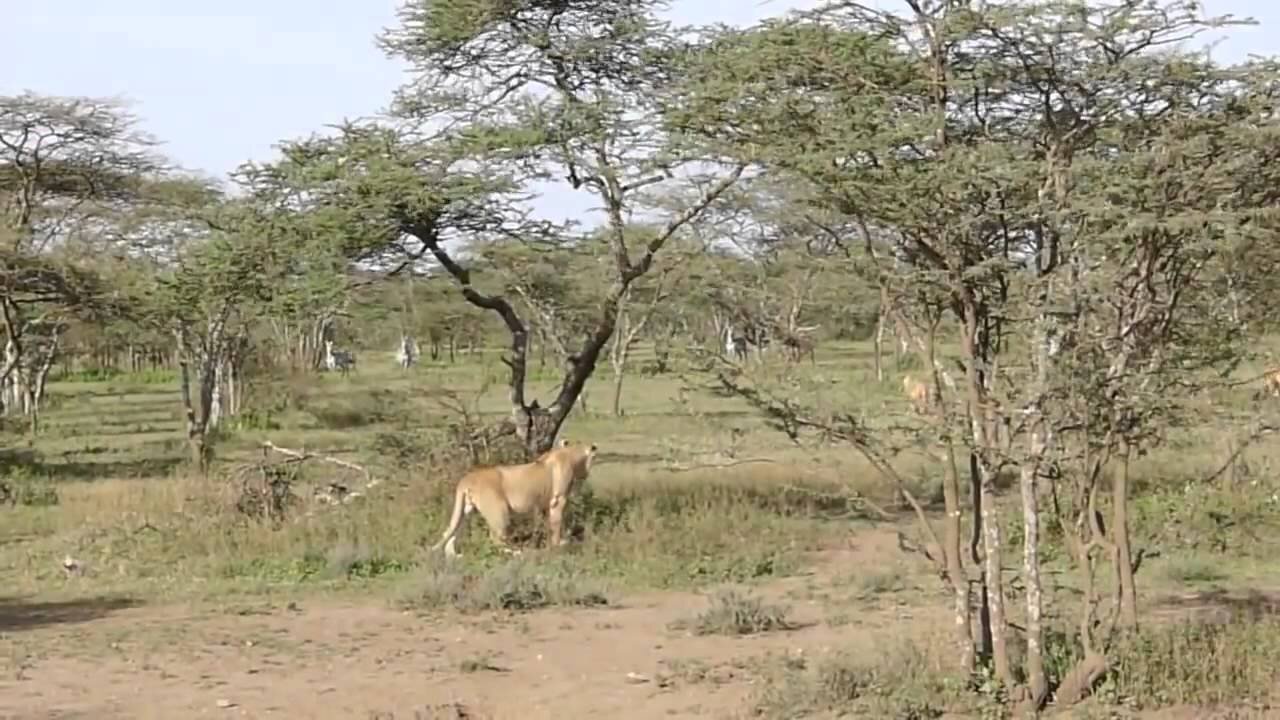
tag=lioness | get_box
[902,374,930,414]
[431,439,599,558]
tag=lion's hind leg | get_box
[432,488,476,559]
[473,490,515,555]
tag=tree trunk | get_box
[611,363,626,417]
[177,336,203,472]
[1018,446,1048,708]
[1057,469,1111,705]
[874,286,888,382]
[209,358,225,429]
[942,443,975,672]
[978,466,1012,687]
[610,305,631,417]
[920,318,976,672]
[1115,439,1138,628]
[961,299,1012,687]
[25,329,59,437]
[176,328,216,474]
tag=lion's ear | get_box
[589,444,598,453]
[558,438,571,448]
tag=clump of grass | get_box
[669,589,794,636]
[566,479,830,589]
[1,477,60,507]
[1097,616,1280,709]
[324,539,407,580]
[1161,556,1229,586]
[396,555,609,613]
[748,639,969,719]
[458,652,506,673]
[852,568,906,598]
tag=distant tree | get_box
[0,92,164,425]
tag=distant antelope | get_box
[781,333,816,366]
[902,374,930,414]
[324,339,357,377]
[1258,367,1280,400]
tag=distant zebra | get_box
[324,338,357,377]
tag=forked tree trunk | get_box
[25,330,60,437]
[961,300,1014,688]
[608,287,659,417]
[1056,457,1110,705]
[177,343,207,471]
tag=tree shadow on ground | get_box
[0,595,140,633]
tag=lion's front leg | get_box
[548,493,567,548]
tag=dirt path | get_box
[0,538,946,720]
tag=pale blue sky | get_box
[4,1,1274,224]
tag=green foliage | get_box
[0,467,60,507]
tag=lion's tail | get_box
[430,484,469,552]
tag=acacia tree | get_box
[246,0,742,456]
[0,92,163,419]
[139,197,294,470]
[378,0,745,453]
[0,251,118,432]
[672,0,1280,709]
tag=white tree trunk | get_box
[208,357,225,429]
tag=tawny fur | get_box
[902,374,930,414]
[1264,368,1280,398]
[431,439,599,558]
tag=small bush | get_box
[396,556,609,613]
[372,430,435,470]
[669,589,794,636]
[0,465,60,507]
[1,478,59,507]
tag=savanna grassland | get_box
[2,339,1280,719]
[8,0,1280,717]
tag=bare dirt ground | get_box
[0,530,947,720]
[4,525,1278,720]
